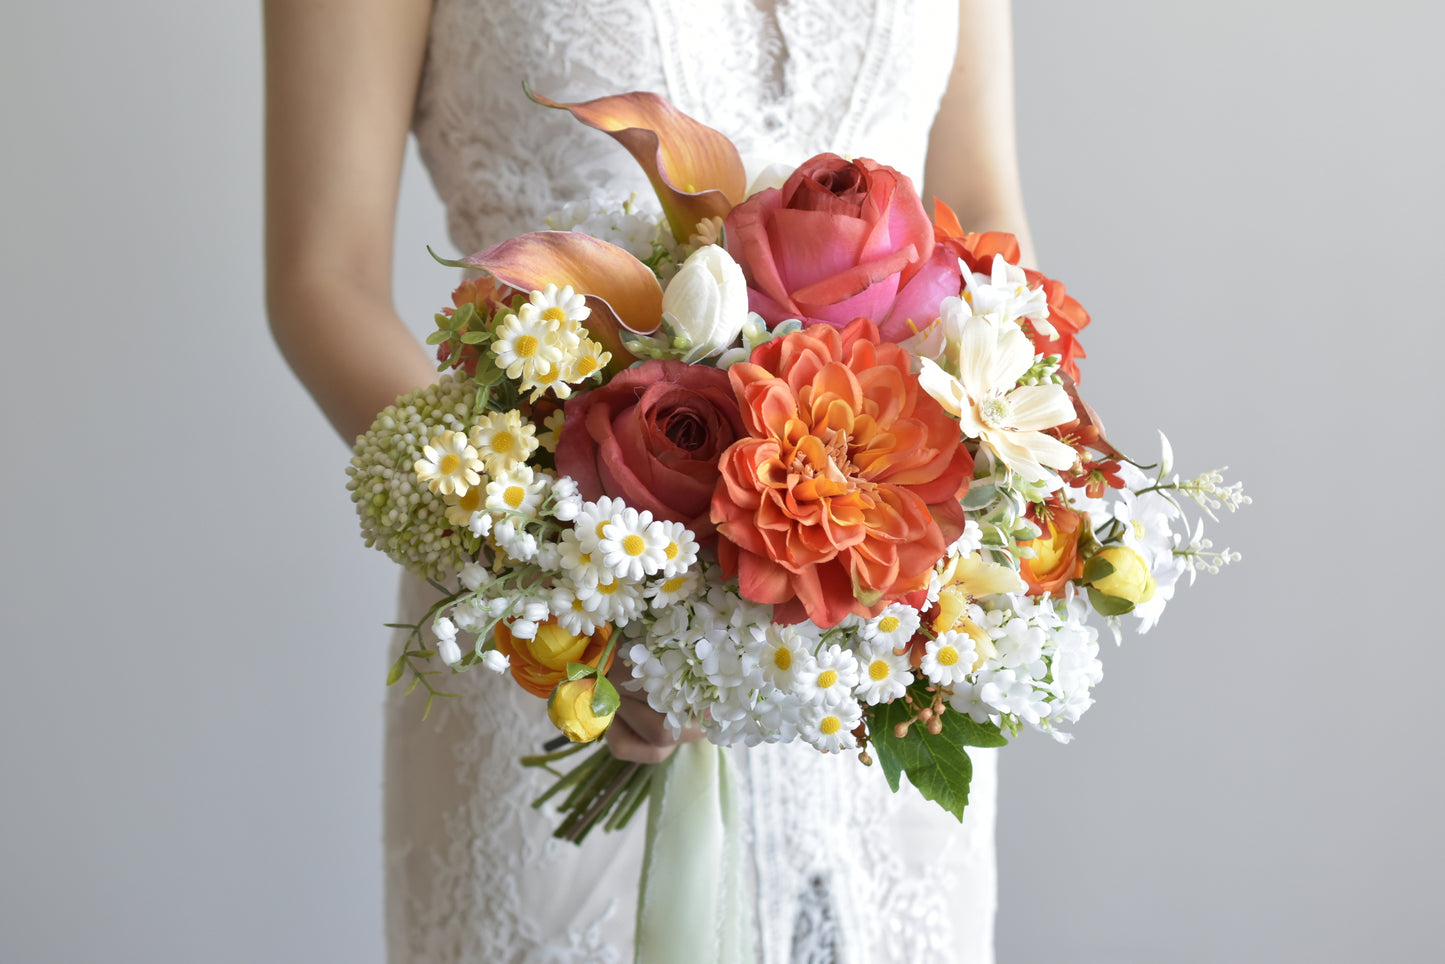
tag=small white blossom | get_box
[480,650,510,673]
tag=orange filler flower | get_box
[711,319,973,627]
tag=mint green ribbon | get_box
[634,742,753,964]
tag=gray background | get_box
[2,1,1441,961]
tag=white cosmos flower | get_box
[917,312,1078,482]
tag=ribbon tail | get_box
[634,742,754,964]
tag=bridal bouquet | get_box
[348,90,1246,839]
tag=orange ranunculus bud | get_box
[1021,509,1087,597]
[493,618,615,699]
[547,679,616,744]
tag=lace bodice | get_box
[391,3,998,963]
[413,0,959,255]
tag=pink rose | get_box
[724,153,960,341]
[556,360,744,543]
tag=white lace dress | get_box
[386,2,998,961]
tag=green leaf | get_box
[868,695,1004,821]
[425,330,450,345]
[1087,586,1135,616]
[403,675,421,696]
[1082,556,1116,584]
[590,676,621,717]
[386,655,406,686]
[565,662,597,681]
[460,330,487,344]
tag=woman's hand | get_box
[604,662,704,764]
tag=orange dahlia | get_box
[711,319,973,628]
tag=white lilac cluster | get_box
[623,548,1109,751]
[546,195,682,277]
[945,592,1104,744]
[625,585,921,754]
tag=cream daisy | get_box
[414,431,482,497]
[468,409,538,475]
[537,410,567,453]
[920,630,978,687]
[492,309,564,383]
[484,465,547,518]
[861,603,921,649]
[917,312,1078,482]
[564,338,612,384]
[800,701,863,754]
[793,644,861,707]
[853,639,914,705]
[443,483,485,527]
[599,508,667,582]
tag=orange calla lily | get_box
[433,232,662,374]
[528,88,747,242]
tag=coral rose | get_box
[556,359,744,542]
[724,154,960,340]
[711,319,973,628]
[493,618,614,699]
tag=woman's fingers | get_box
[605,715,678,765]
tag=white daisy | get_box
[414,431,482,497]
[598,506,667,582]
[468,409,538,475]
[793,644,861,707]
[492,308,564,383]
[646,571,701,608]
[522,283,591,329]
[550,585,601,637]
[800,701,863,754]
[484,465,547,518]
[860,603,921,648]
[556,529,605,588]
[920,630,977,687]
[853,639,914,705]
[575,575,645,626]
[652,520,699,577]
[758,622,815,691]
[572,496,626,553]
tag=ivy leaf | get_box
[869,696,1007,821]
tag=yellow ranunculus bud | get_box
[547,680,616,744]
[1088,546,1157,606]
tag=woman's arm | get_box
[923,0,1037,268]
[264,0,438,443]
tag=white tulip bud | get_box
[660,245,749,363]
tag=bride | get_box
[264,2,1036,961]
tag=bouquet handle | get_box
[634,741,754,964]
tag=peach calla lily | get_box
[433,232,662,374]
[529,88,747,242]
